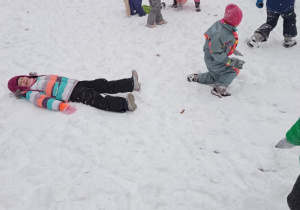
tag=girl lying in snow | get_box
[7,70,140,114]
[275,118,300,210]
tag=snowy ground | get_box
[0,0,300,209]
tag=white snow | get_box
[0,0,300,209]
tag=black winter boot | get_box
[170,0,177,8]
[195,2,201,12]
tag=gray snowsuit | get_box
[198,20,239,86]
[147,0,163,25]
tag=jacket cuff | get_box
[59,103,69,111]
[224,57,231,65]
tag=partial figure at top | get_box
[170,0,201,12]
[247,0,297,48]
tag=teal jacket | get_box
[203,20,237,65]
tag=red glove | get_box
[63,106,77,115]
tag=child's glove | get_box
[228,58,246,69]
[63,106,77,115]
[14,89,22,98]
[233,50,243,56]
[14,89,27,98]
[29,72,38,76]
[256,0,264,8]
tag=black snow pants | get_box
[69,78,133,113]
[287,174,300,210]
[255,9,297,41]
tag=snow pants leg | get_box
[287,174,300,210]
[255,10,280,41]
[282,10,297,38]
[197,54,237,86]
[147,0,163,25]
[75,78,133,94]
[69,78,133,113]
[255,10,297,41]
[129,0,146,16]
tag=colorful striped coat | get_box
[21,75,78,111]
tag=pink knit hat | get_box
[7,75,39,93]
[223,4,243,27]
[7,75,28,93]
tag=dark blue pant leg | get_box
[255,10,280,41]
[282,10,297,37]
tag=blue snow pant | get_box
[255,9,297,41]
[197,53,238,87]
[147,0,163,25]
[129,0,146,16]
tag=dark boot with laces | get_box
[170,0,177,8]
[211,83,231,98]
[195,2,201,12]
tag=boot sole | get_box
[132,70,140,91]
[211,89,231,98]
[283,41,297,48]
[126,93,137,111]
[211,89,223,98]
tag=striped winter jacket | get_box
[21,75,78,111]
